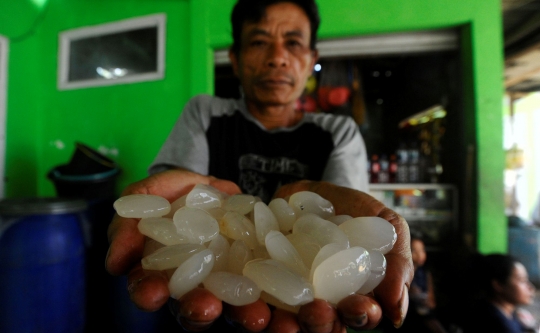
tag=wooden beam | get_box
[505,40,540,88]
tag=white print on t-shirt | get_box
[239,154,309,177]
[238,154,309,202]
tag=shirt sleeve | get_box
[320,115,369,193]
[148,95,211,176]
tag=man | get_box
[148,0,368,203]
[106,1,413,332]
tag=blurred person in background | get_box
[463,253,537,333]
[400,232,448,333]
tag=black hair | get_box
[230,0,321,55]
[473,253,520,298]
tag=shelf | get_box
[369,183,456,191]
[400,215,454,222]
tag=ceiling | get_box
[502,0,540,95]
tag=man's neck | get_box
[245,100,304,130]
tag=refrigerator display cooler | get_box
[369,183,458,251]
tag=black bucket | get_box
[48,142,121,200]
[48,164,121,200]
[65,142,118,176]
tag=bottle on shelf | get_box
[370,154,380,184]
[389,154,398,183]
[408,143,421,183]
[366,157,371,182]
[378,154,389,183]
[396,144,409,183]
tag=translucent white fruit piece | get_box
[252,244,270,260]
[220,211,258,249]
[309,243,347,281]
[203,271,261,306]
[247,197,263,222]
[265,230,310,279]
[138,217,190,246]
[288,191,335,219]
[357,250,387,295]
[228,239,253,275]
[141,243,206,270]
[173,207,219,245]
[339,217,397,254]
[114,194,171,218]
[243,259,314,306]
[366,249,386,272]
[268,198,296,233]
[223,194,256,215]
[260,291,301,314]
[164,195,187,218]
[327,215,353,226]
[185,184,223,210]
[143,238,165,257]
[313,247,371,304]
[293,214,349,249]
[254,202,279,245]
[286,232,321,268]
[207,207,227,221]
[165,268,177,280]
[207,234,230,272]
[168,249,214,299]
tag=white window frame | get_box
[58,13,166,90]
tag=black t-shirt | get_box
[149,95,368,202]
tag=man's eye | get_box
[250,40,266,47]
[287,39,306,48]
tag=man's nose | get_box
[266,43,289,68]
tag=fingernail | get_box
[127,277,143,295]
[171,299,214,332]
[340,310,368,329]
[354,312,368,327]
[178,318,213,332]
[168,298,179,315]
[394,286,409,328]
[104,246,111,267]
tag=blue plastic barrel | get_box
[0,198,88,333]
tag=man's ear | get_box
[229,49,239,77]
[310,49,319,69]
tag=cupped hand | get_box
[270,180,414,332]
[106,174,413,333]
[105,169,250,331]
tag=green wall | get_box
[0,0,505,253]
[0,0,193,197]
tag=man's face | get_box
[229,2,318,108]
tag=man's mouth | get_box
[258,74,294,86]
[261,79,291,86]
